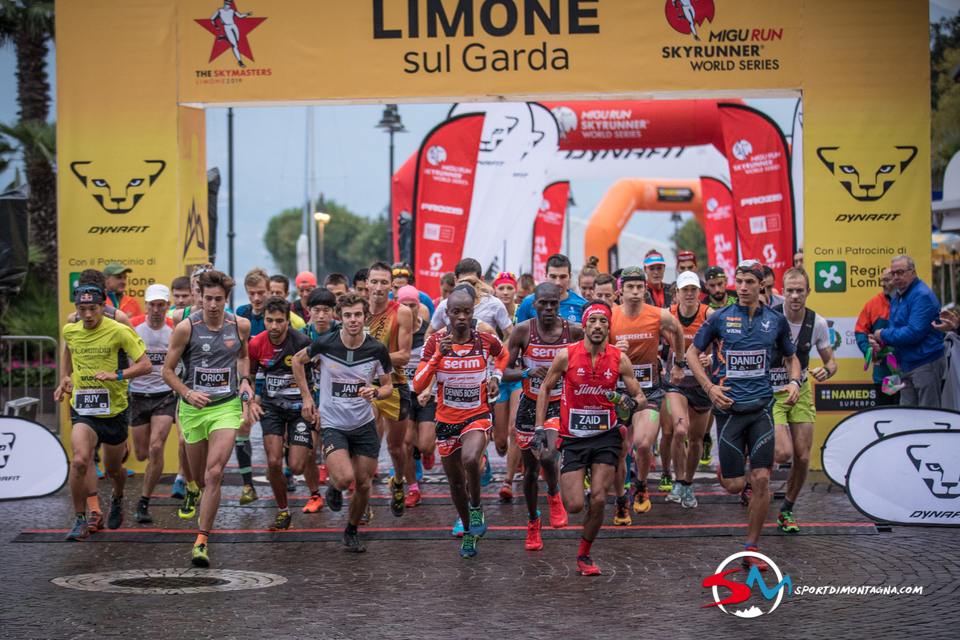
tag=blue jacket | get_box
[879,278,944,373]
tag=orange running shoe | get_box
[577,554,601,576]
[405,488,422,508]
[499,481,513,501]
[87,511,104,533]
[525,516,543,550]
[547,493,568,528]
[742,553,769,571]
[302,492,323,513]
[318,464,329,485]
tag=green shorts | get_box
[178,398,242,444]
[773,379,816,425]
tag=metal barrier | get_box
[1,335,60,429]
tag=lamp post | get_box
[376,104,407,262]
[314,194,330,273]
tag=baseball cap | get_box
[397,285,420,304]
[677,251,698,268]
[676,271,701,290]
[103,263,132,276]
[144,284,170,303]
[704,265,726,281]
[295,271,317,288]
[643,253,666,267]
[735,259,764,282]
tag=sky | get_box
[0,4,951,308]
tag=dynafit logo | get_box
[196,1,266,68]
[666,0,715,41]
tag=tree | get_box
[0,0,57,285]
[264,199,392,281]
[931,16,960,110]
[671,217,708,269]
[931,49,960,189]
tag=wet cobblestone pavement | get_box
[2,429,957,639]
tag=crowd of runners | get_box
[57,249,838,575]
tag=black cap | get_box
[704,266,726,281]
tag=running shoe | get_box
[191,543,210,567]
[284,467,296,492]
[415,458,423,482]
[326,485,343,512]
[65,515,89,541]
[318,464,329,485]
[302,492,323,514]
[525,513,543,550]
[171,478,187,500]
[88,511,104,533]
[480,456,493,487]
[269,510,292,531]
[389,476,405,517]
[700,437,713,466]
[343,530,366,553]
[613,496,632,526]
[777,510,800,533]
[740,482,752,507]
[452,517,464,538]
[240,484,258,505]
[665,483,682,503]
[681,484,698,509]
[469,505,487,538]
[547,493,568,528]
[359,505,374,525]
[652,442,659,458]
[632,481,651,514]
[577,554,601,576]
[107,493,124,530]
[96,464,104,479]
[742,553,769,571]
[659,473,674,492]
[422,452,436,471]
[499,481,513,502]
[405,488,422,508]
[179,489,201,520]
[460,532,478,559]
[135,500,152,523]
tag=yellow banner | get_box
[179,106,210,271]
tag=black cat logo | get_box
[816,146,917,202]
[0,432,14,469]
[71,160,166,214]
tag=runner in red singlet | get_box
[535,300,646,575]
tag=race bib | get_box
[402,365,418,387]
[726,350,766,379]
[265,373,298,398]
[194,367,231,393]
[331,378,362,400]
[770,366,788,389]
[146,350,166,366]
[569,408,610,436]
[74,388,110,416]
[443,383,482,410]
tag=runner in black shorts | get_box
[293,292,394,553]
[503,283,582,548]
[248,297,317,532]
[687,260,800,571]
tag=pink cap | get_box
[397,285,420,304]
[295,271,317,288]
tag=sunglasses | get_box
[392,268,411,277]
[495,271,516,280]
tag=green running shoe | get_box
[700,437,713,466]
[778,510,800,533]
[460,532,478,559]
[659,473,674,492]
[179,489,201,520]
[191,543,210,567]
[469,505,487,538]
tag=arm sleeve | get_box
[776,315,798,357]
[692,313,719,352]
[430,301,447,331]
[880,292,939,347]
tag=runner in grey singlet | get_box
[181,309,242,403]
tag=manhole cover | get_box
[52,569,286,594]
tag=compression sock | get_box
[579,537,593,557]
[345,523,358,535]
[87,492,100,512]
[196,530,209,546]
[235,437,253,486]
[781,499,795,513]
[410,482,419,494]
[186,481,199,493]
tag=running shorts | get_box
[70,407,129,447]
[435,415,491,458]
[715,398,776,479]
[373,384,411,422]
[260,403,314,448]
[773,379,815,425]
[514,395,561,449]
[130,391,177,427]
[178,397,242,444]
[497,379,522,404]
[320,421,380,460]
[558,427,623,474]
[663,383,713,415]
[410,394,437,424]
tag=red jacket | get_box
[855,292,890,336]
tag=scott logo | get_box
[429,253,443,271]
[702,552,792,617]
[665,0,715,41]
[71,160,166,214]
[816,146,917,202]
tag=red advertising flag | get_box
[533,181,568,281]
[718,104,795,284]
[391,152,417,263]
[412,113,484,299]
[700,176,738,280]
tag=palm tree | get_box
[0,0,56,285]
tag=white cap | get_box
[144,284,170,303]
[676,271,701,290]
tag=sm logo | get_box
[701,552,792,618]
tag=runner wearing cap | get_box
[663,272,715,508]
[56,284,152,541]
[642,252,672,308]
[676,251,698,275]
[515,254,587,324]
[103,263,143,317]
[686,260,801,570]
[609,266,685,519]
[534,300,646,574]
[398,284,435,509]
[293,271,317,322]
[426,259,514,338]
[128,284,179,524]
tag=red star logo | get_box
[195,3,266,65]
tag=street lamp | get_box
[314,194,330,273]
[376,104,407,261]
